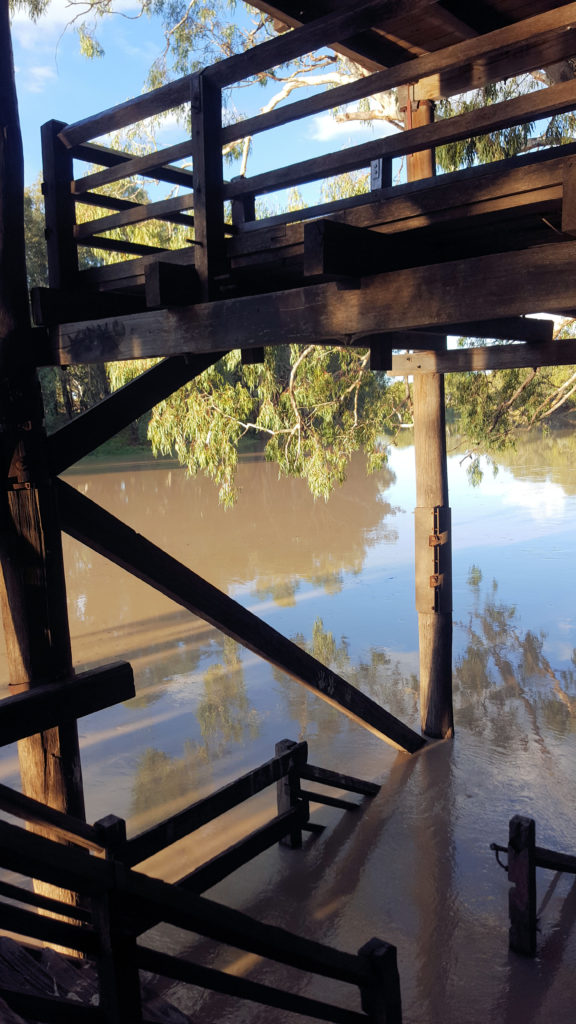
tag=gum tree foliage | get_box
[14,0,576,495]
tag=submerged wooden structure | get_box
[3,0,576,1018]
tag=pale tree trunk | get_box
[0,0,86,939]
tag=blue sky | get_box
[10,0,396,191]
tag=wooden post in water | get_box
[508,815,537,957]
[0,0,85,908]
[403,90,454,738]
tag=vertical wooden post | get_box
[93,815,143,1024]
[508,815,537,957]
[275,738,308,849]
[403,91,454,739]
[358,938,402,1023]
[41,120,78,290]
[191,71,225,301]
[0,0,85,912]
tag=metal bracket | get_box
[415,505,452,613]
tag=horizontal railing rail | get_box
[40,1,576,304]
[0,770,399,1024]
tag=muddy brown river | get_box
[1,431,575,1022]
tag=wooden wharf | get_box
[2,0,576,1018]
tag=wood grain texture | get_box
[52,241,576,364]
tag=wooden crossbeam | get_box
[31,286,145,327]
[388,339,576,375]
[0,662,134,748]
[73,191,195,240]
[56,480,425,754]
[52,241,576,365]
[226,78,576,199]
[72,141,194,196]
[48,352,225,475]
[0,783,104,852]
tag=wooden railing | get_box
[38,2,576,309]
[492,814,576,958]
[0,740,402,1023]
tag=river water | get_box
[1,430,576,1022]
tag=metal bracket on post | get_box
[415,505,452,613]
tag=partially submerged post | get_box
[403,89,454,739]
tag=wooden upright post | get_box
[0,0,85,885]
[402,91,454,738]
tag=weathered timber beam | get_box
[56,480,425,753]
[31,286,145,327]
[222,4,576,142]
[0,661,134,748]
[429,318,554,343]
[72,141,194,196]
[225,78,576,199]
[48,352,225,475]
[73,191,195,240]
[304,220,390,278]
[0,783,104,852]
[52,241,576,365]
[145,261,201,308]
[534,845,576,874]
[72,141,195,189]
[300,763,380,797]
[388,340,576,375]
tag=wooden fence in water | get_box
[0,740,402,1023]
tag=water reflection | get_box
[0,432,575,1022]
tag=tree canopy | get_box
[13,0,576,498]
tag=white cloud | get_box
[23,64,57,92]
[310,112,398,143]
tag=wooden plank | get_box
[0,818,112,896]
[78,246,197,291]
[31,287,145,328]
[191,74,225,299]
[52,241,576,365]
[74,192,195,240]
[0,784,104,852]
[562,157,576,236]
[427,318,554,343]
[56,481,425,754]
[72,141,195,189]
[534,845,576,874]
[48,352,224,475]
[71,141,194,196]
[300,789,359,811]
[137,946,367,1024]
[41,120,78,288]
[78,188,195,227]
[508,815,537,957]
[0,661,134,747]
[0,988,103,1024]
[0,904,97,956]
[389,339,576,375]
[145,261,202,308]
[0,878,91,922]
[76,236,168,257]
[124,869,373,987]
[300,764,380,796]
[122,741,308,867]
[176,808,306,893]
[229,140,575,242]
[225,78,576,199]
